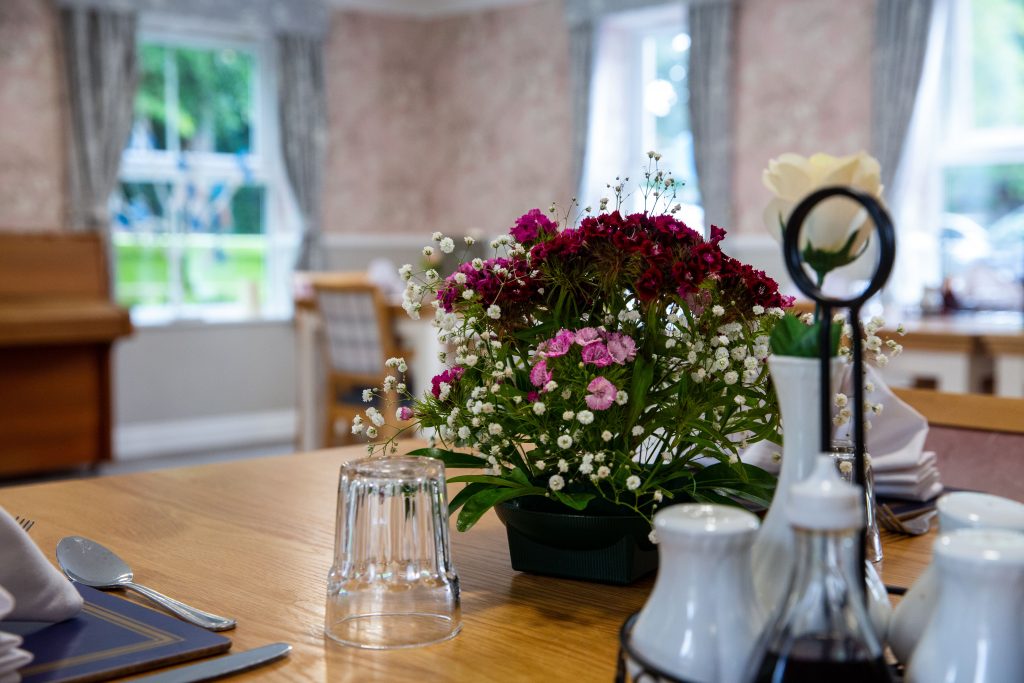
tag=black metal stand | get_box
[615,613,695,683]
[781,186,896,593]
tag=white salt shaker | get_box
[888,492,1024,663]
[906,529,1024,683]
[630,504,762,683]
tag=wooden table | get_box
[0,445,935,681]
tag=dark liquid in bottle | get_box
[752,649,893,682]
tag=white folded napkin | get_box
[0,507,83,622]
[741,365,942,502]
[0,586,33,681]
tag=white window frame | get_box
[581,4,702,230]
[115,13,300,327]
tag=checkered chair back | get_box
[315,284,391,377]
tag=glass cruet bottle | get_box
[745,455,894,683]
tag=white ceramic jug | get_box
[888,491,1024,664]
[752,355,842,615]
[630,504,761,683]
[906,529,1024,683]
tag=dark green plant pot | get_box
[494,498,658,585]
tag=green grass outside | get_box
[113,233,266,307]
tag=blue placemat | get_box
[2,584,231,683]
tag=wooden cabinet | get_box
[0,232,132,476]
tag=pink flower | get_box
[397,406,414,421]
[530,360,553,387]
[574,327,602,346]
[430,366,464,399]
[581,342,613,367]
[586,376,617,411]
[540,329,575,358]
[606,333,637,364]
[509,208,557,243]
[527,391,539,403]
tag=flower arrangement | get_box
[358,156,794,532]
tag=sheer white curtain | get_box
[886,0,952,307]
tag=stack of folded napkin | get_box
[0,507,85,682]
[743,365,943,502]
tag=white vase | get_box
[630,504,761,683]
[888,492,1024,664]
[751,355,843,617]
[906,529,1024,683]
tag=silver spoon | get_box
[56,536,236,631]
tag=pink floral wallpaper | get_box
[732,0,874,234]
[0,0,65,231]
[0,0,873,240]
[322,0,572,238]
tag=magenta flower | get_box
[540,329,575,358]
[509,208,557,244]
[530,360,553,387]
[586,376,617,411]
[581,342,613,367]
[607,333,637,364]
[397,406,414,421]
[430,366,464,399]
[574,327,602,346]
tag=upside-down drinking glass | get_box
[324,456,461,649]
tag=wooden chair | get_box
[893,388,1024,501]
[312,276,412,447]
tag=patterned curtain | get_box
[873,0,936,191]
[277,34,327,271]
[60,6,138,231]
[687,0,735,230]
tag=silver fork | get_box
[13,516,34,533]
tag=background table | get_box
[0,445,934,681]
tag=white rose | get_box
[762,151,884,268]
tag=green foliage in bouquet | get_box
[358,158,795,530]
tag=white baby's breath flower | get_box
[432,231,443,241]
[615,391,629,405]
[601,430,613,442]
[562,410,575,421]
[464,354,479,367]
[548,475,565,491]
[464,235,476,245]
[834,393,848,408]
[839,461,854,476]
[752,305,765,315]
[458,426,471,440]
[557,459,569,473]
[744,356,759,370]
[422,246,434,257]
[712,305,725,316]
[626,475,641,491]
[454,272,467,285]
[532,402,546,415]
[724,371,739,385]
[439,237,455,254]
[544,380,558,393]
[365,426,378,439]
[579,461,593,475]
[653,490,663,502]
[875,353,890,367]
[557,434,573,449]
[471,258,483,270]
[631,426,644,436]
[362,389,373,402]
[486,304,501,319]
[734,395,746,406]
[865,381,876,393]
[351,416,364,434]
[597,465,611,479]
[425,269,439,283]
[462,289,475,300]
[577,410,594,425]
[398,264,413,280]
[534,460,546,470]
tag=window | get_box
[928,0,1024,311]
[581,4,702,230]
[113,27,298,324]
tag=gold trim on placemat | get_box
[19,602,184,675]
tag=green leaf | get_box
[456,486,547,532]
[553,491,595,511]
[769,312,841,358]
[406,448,487,468]
[448,482,487,514]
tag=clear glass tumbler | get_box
[325,456,461,649]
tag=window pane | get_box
[971,0,1024,128]
[175,47,254,154]
[128,45,169,151]
[179,183,266,307]
[940,163,1024,309]
[111,182,174,307]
